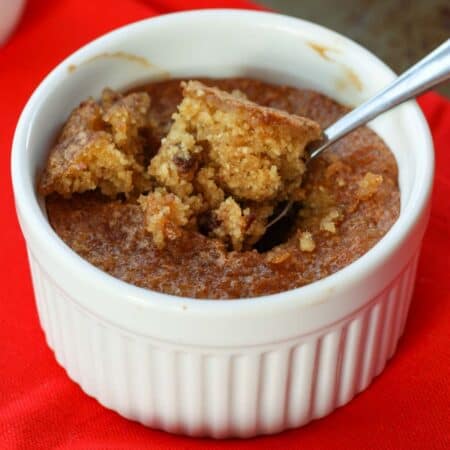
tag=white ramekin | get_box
[11,10,434,438]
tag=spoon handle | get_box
[310,39,450,159]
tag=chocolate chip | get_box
[198,211,221,234]
[173,154,197,173]
[245,213,256,230]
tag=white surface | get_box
[0,0,25,45]
[11,10,434,437]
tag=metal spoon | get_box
[267,38,450,228]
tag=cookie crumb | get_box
[357,172,383,200]
[139,188,190,249]
[266,249,292,264]
[320,209,342,233]
[299,231,316,252]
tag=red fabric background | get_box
[1,1,449,448]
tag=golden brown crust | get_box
[39,89,151,198]
[187,80,321,140]
[103,92,150,155]
[58,98,104,141]
[39,130,136,197]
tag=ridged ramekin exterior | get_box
[28,248,419,438]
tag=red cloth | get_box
[1,0,449,448]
